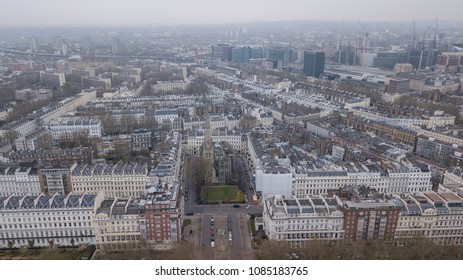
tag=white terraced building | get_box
[0,166,41,196]
[70,162,149,198]
[292,162,432,197]
[47,118,102,141]
[94,197,141,250]
[0,192,97,248]
[186,129,244,155]
[263,194,344,245]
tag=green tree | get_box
[70,238,75,247]
[27,239,35,248]
[7,240,13,249]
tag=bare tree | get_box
[101,113,116,135]
[3,130,20,145]
[239,115,257,130]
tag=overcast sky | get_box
[1,0,462,27]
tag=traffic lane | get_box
[230,213,242,252]
[202,214,213,248]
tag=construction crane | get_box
[358,21,369,49]
[418,18,437,71]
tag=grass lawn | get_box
[201,185,245,202]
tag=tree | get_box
[188,157,209,199]
[185,79,209,94]
[48,240,55,248]
[101,113,116,135]
[239,115,257,130]
[4,129,20,145]
[139,81,152,96]
[62,82,72,96]
[7,240,13,249]
[120,113,134,133]
[70,238,75,247]
[36,132,54,150]
[27,240,35,249]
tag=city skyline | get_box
[1,0,462,27]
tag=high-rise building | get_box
[303,51,325,78]
[211,44,232,61]
[30,36,39,53]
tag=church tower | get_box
[202,112,216,184]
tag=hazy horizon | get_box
[1,0,462,27]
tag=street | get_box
[180,155,259,259]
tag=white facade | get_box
[263,194,344,243]
[394,192,463,245]
[154,109,178,124]
[0,166,41,196]
[418,128,463,147]
[0,193,97,248]
[70,163,149,198]
[292,163,432,197]
[94,198,141,250]
[186,129,244,154]
[47,118,102,141]
[152,81,188,93]
[256,167,293,198]
[350,107,455,128]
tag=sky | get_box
[1,0,462,27]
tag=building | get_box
[292,161,432,196]
[139,182,183,247]
[0,166,40,197]
[201,114,215,184]
[211,44,233,61]
[0,192,97,248]
[303,51,325,78]
[14,129,53,151]
[335,186,399,242]
[263,194,344,245]
[97,135,132,156]
[213,143,233,183]
[186,129,244,155]
[415,135,460,166]
[394,191,463,245]
[70,162,149,198]
[256,162,292,198]
[82,76,111,91]
[8,147,93,166]
[386,77,410,93]
[131,129,152,151]
[70,68,96,83]
[394,63,414,73]
[152,81,188,93]
[94,198,141,250]
[154,109,178,124]
[39,167,72,195]
[373,51,407,69]
[40,71,65,88]
[30,36,39,53]
[47,118,102,142]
